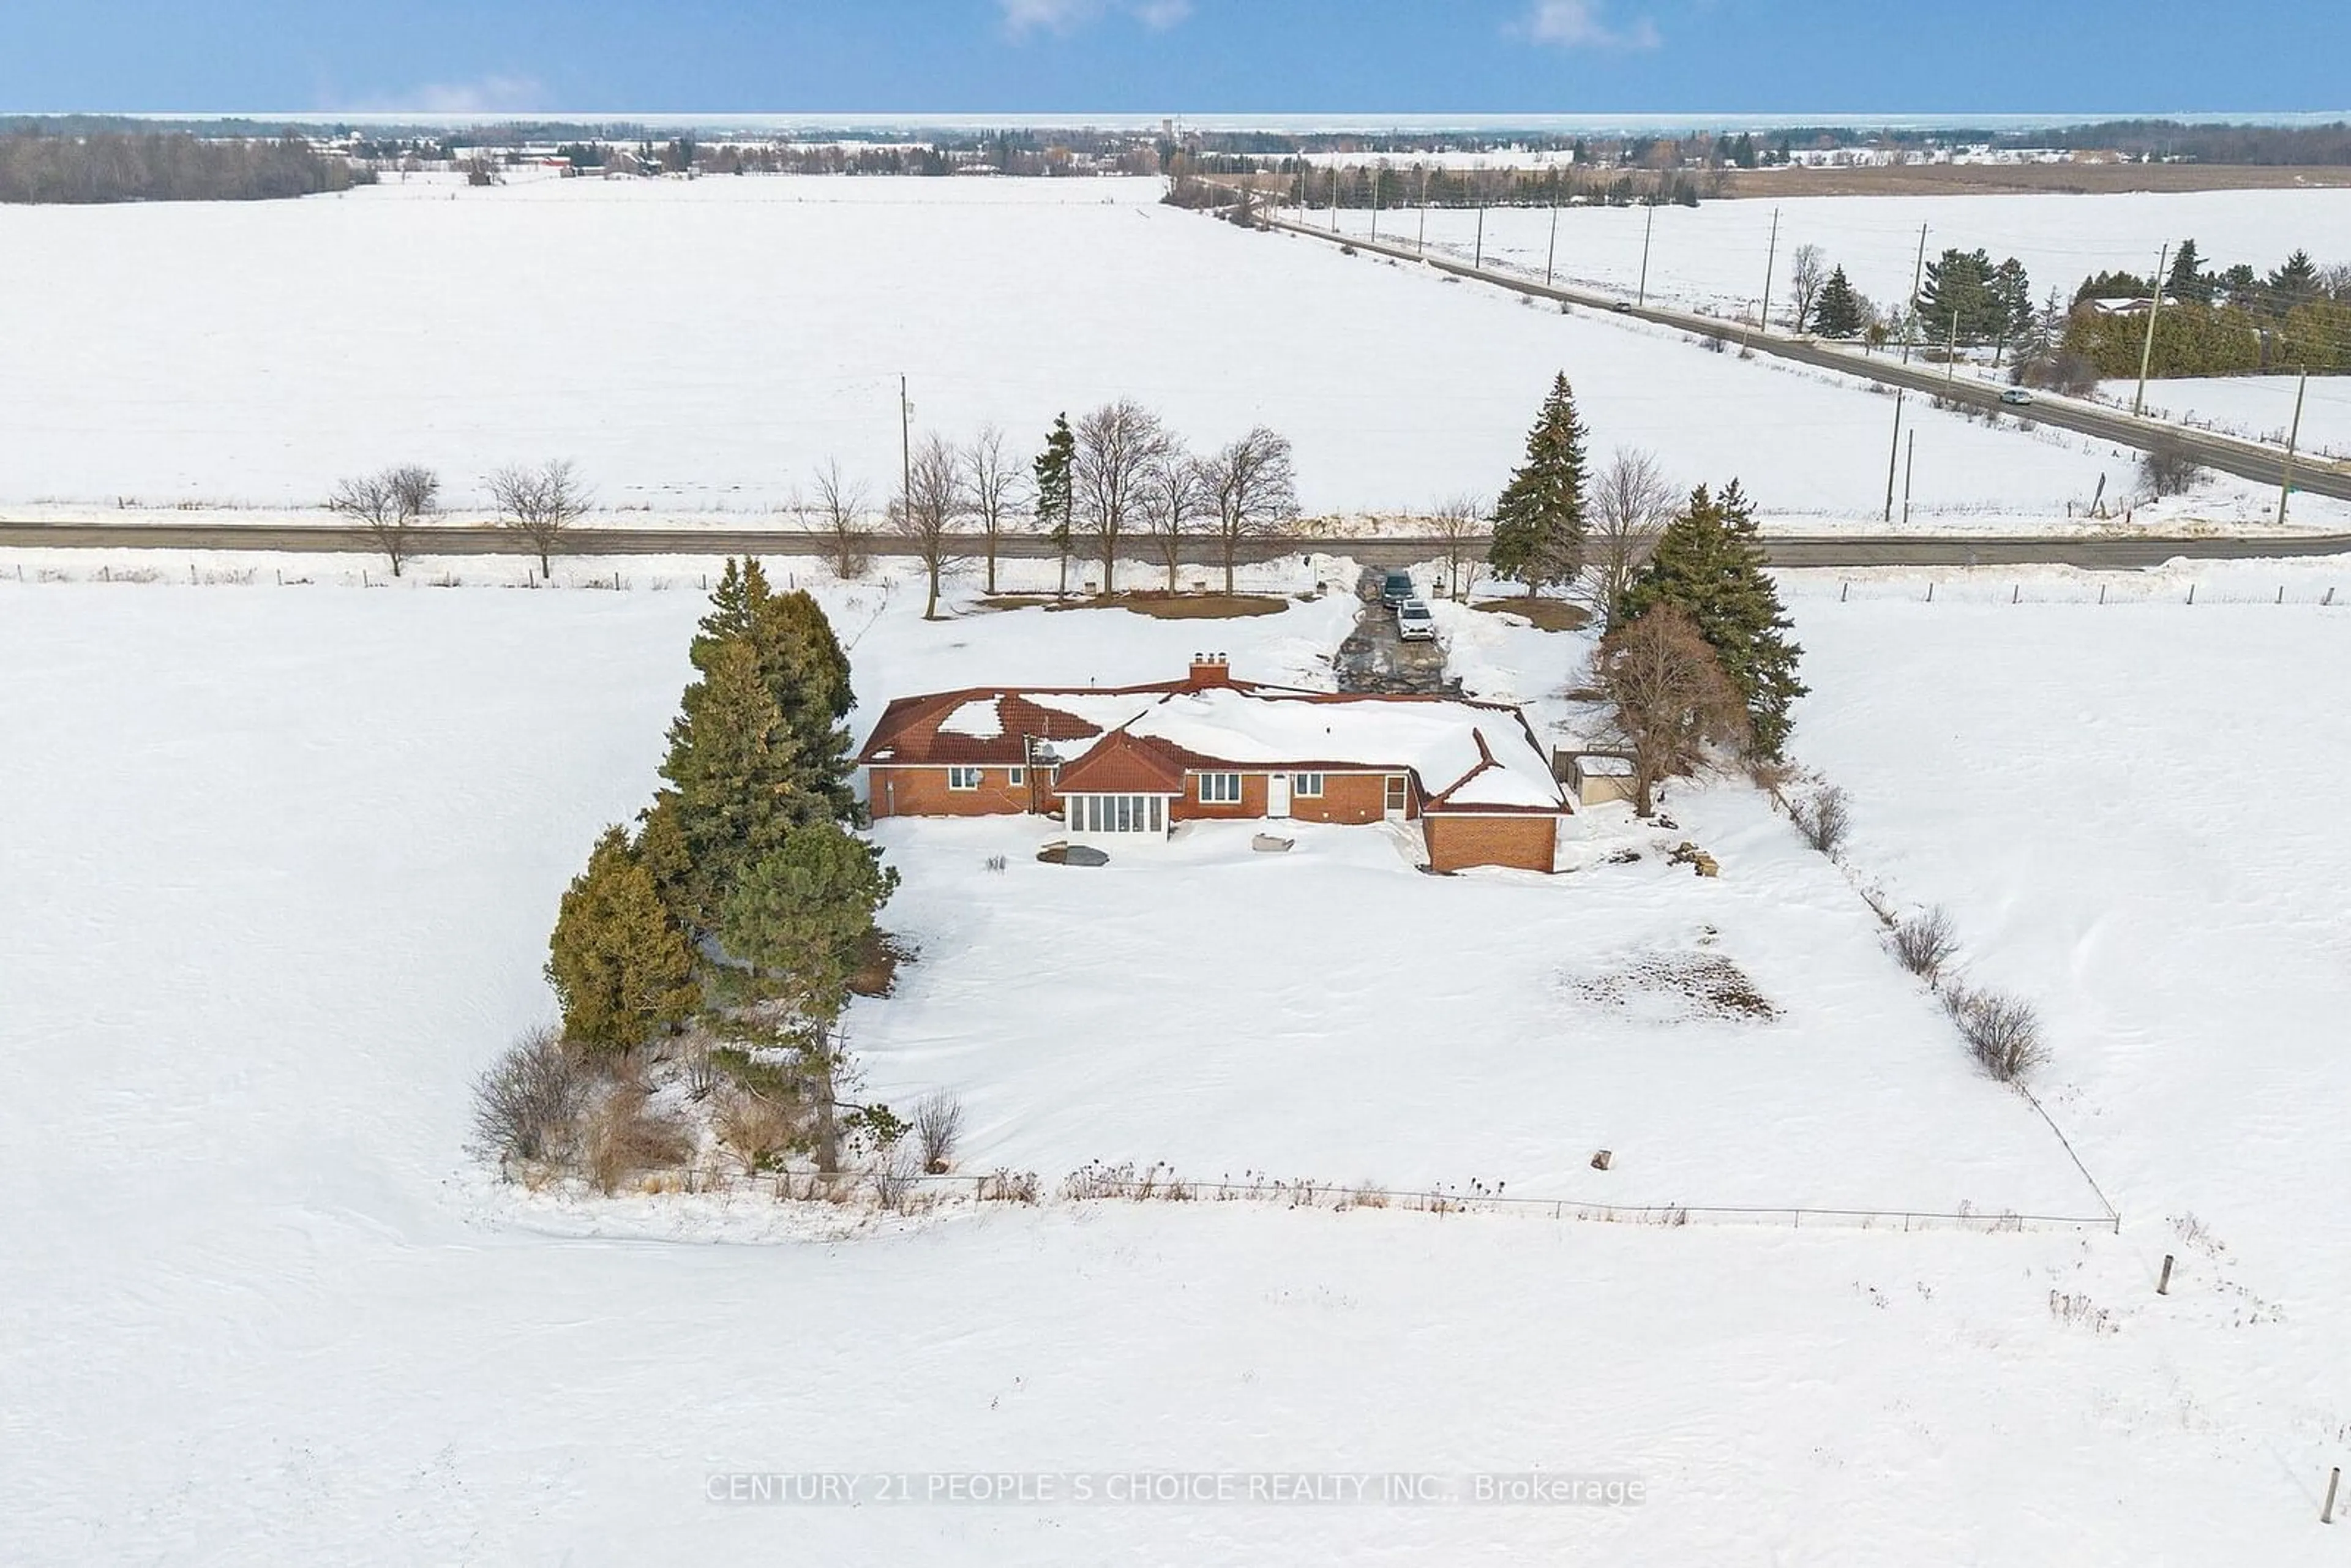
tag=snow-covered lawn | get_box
[2,173,2331,531]
[7,555,2351,1562]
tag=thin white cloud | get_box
[1523,0,1662,50]
[338,73,546,115]
[999,0,1192,35]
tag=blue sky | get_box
[6,0,2345,117]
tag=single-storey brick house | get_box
[858,655,1570,872]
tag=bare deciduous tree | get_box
[487,459,590,580]
[1143,445,1210,593]
[962,424,1021,596]
[1199,427,1299,594]
[328,463,440,579]
[1429,494,1487,601]
[808,459,872,580]
[1071,400,1169,596]
[1594,605,1748,817]
[893,434,968,619]
[1580,448,1673,631]
[1788,242,1828,331]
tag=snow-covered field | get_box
[7,550,2351,1561]
[1329,186,2351,331]
[2105,373,2351,460]
[2,173,2336,531]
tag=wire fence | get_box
[1793,576,2344,607]
[604,1162,2118,1236]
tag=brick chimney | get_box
[1187,651,1233,688]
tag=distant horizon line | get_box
[10,109,2350,134]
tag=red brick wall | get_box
[1423,814,1558,873]
[870,765,1037,819]
[873,764,1420,831]
[1164,770,1411,825]
[1285,771,1390,825]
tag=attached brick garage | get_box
[857,656,1571,872]
[1422,812,1559,874]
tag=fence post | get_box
[2012,583,2019,604]
[2158,1254,2174,1294]
[2325,1466,2340,1525]
[1925,581,1934,603]
[2187,583,2195,605]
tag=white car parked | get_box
[1396,598,1438,642]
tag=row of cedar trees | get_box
[1486,373,1805,815]
[542,561,896,1171]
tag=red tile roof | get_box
[1050,730,1189,795]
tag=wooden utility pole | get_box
[1883,389,1905,523]
[1368,163,1381,241]
[1944,310,1960,399]
[1329,163,1341,232]
[1637,202,1654,307]
[1902,430,1916,525]
[899,375,913,520]
[1417,165,1429,255]
[1545,174,1560,289]
[1758,206,1780,330]
[2277,367,2309,527]
[2132,242,2170,416]
[1900,222,1928,364]
[1474,186,1485,271]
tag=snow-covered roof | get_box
[939,697,1006,740]
[1122,689,1564,811]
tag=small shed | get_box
[1561,750,1638,808]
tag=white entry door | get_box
[1267,773,1292,819]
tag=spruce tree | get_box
[1033,413,1076,595]
[744,587,859,823]
[1486,372,1589,599]
[1812,267,1863,338]
[546,827,699,1053]
[719,821,901,1024]
[658,638,814,931]
[1620,481,1807,760]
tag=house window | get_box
[1008,766,1026,786]
[947,767,983,791]
[1198,772,1243,805]
[1294,773,1325,798]
[1071,795,1164,834]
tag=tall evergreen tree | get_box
[658,639,814,931]
[1033,413,1076,595]
[1916,247,2016,344]
[1620,481,1807,760]
[687,559,860,824]
[1812,266,1864,338]
[744,587,859,824]
[2165,239,2214,306]
[1486,372,1590,599]
[2268,249,2321,314]
[546,827,699,1053]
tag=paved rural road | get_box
[1261,214,2351,505]
[6,520,2345,571]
